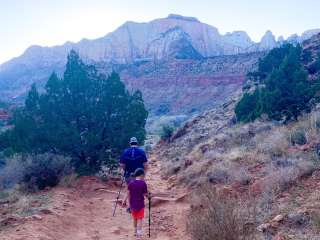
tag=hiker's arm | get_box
[144,192,152,199]
[123,190,130,206]
[142,150,148,173]
[120,163,126,172]
[119,151,126,174]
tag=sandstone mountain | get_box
[0,14,319,114]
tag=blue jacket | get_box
[120,147,148,176]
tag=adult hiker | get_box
[113,137,148,217]
[119,137,148,183]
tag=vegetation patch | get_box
[0,50,148,174]
[236,44,320,123]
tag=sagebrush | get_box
[187,185,258,240]
[0,153,72,191]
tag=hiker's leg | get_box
[133,218,138,234]
[125,177,132,213]
[137,219,143,236]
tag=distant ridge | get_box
[167,14,200,22]
[0,14,319,115]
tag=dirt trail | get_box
[1,156,190,240]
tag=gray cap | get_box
[130,137,138,144]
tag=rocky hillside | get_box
[155,32,320,185]
[0,14,319,114]
[116,52,263,114]
[153,33,320,239]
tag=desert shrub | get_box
[231,167,252,185]
[187,185,258,240]
[207,167,229,184]
[206,163,251,185]
[308,53,320,74]
[314,113,320,129]
[0,153,72,191]
[160,125,175,141]
[144,144,152,153]
[147,115,187,135]
[0,156,25,189]
[289,127,307,145]
[265,158,319,193]
[255,128,289,158]
[235,91,261,123]
[59,173,78,188]
[312,211,320,233]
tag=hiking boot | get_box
[136,229,143,238]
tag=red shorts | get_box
[131,208,145,220]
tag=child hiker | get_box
[123,168,150,238]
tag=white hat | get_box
[130,137,138,144]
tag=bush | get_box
[0,153,72,191]
[235,90,261,123]
[187,185,258,240]
[207,168,229,184]
[289,128,307,145]
[160,125,175,141]
[308,54,320,74]
[236,44,319,123]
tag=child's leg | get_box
[133,218,138,234]
[136,219,143,236]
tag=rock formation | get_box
[0,14,319,115]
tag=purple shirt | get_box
[128,179,148,211]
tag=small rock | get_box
[110,226,121,235]
[32,215,42,221]
[272,214,284,223]
[159,226,166,231]
[257,223,271,232]
[40,209,53,215]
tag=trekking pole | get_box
[148,194,151,238]
[112,174,126,217]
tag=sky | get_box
[1,0,320,64]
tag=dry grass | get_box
[0,154,72,192]
[187,185,259,240]
[59,173,78,188]
[0,186,51,230]
[254,127,289,158]
[311,211,320,233]
[160,106,320,199]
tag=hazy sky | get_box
[1,0,320,64]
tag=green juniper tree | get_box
[236,44,320,123]
[0,50,148,174]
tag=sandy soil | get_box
[0,157,190,240]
